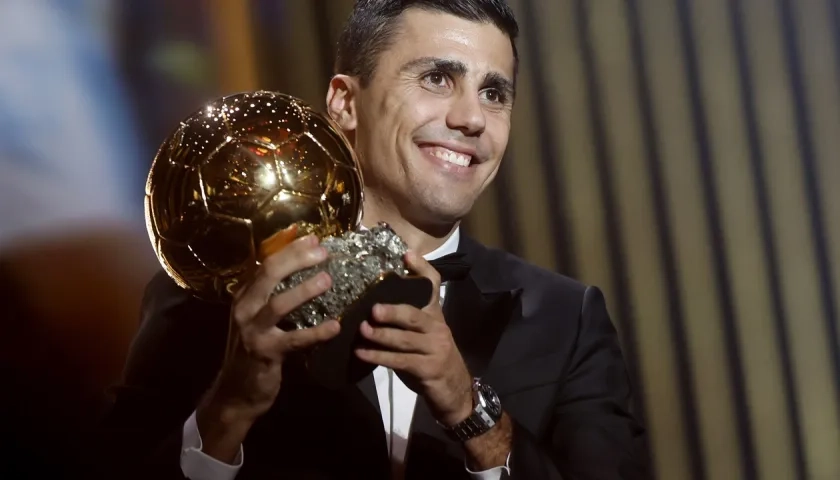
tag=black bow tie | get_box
[429,252,471,282]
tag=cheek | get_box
[399,87,451,126]
[405,106,434,129]
[377,91,423,145]
[486,116,512,157]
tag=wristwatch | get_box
[440,377,503,442]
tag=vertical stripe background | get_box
[211,1,840,478]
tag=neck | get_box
[361,192,459,256]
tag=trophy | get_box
[144,91,433,388]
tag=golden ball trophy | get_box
[144,91,433,389]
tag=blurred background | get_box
[1,0,838,479]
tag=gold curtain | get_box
[210,0,840,478]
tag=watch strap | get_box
[445,411,490,442]
[440,379,500,442]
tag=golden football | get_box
[144,91,364,301]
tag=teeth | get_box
[431,148,471,167]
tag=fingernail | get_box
[311,247,327,261]
[373,304,384,316]
[317,272,331,289]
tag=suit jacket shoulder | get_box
[461,235,593,346]
[460,237,649,479]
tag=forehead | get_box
[382,9,515,79]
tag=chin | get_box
[414,198,473,226]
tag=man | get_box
[102,1,648,478]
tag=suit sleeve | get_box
[96,274,229,480]
[508,286,650,480]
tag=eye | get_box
[480,89,506,105]
[422,71,449,88]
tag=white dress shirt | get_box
[180,227,511,479]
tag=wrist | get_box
[194,395,255,464]
[463,412,512,470]
[439,388,474,427]
[433,373,475,427]
[205,366,274,425]
[197,397,257,432]
[439,377,504,445]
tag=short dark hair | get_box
[335,0,519,87]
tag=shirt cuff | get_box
[465,452,512,479]
[181,410,244,480]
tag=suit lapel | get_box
[357,371,381,419]
[405,237,523,476]
[446,278,520,378]
[446,233,523,378]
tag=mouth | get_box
[417,143,478,168]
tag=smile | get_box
[417,142,479,171]
[428,146,471,167]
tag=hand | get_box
[355,252,474,427]
[196,234,341,463]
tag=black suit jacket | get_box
[99,235,649,479]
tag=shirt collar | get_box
[423,227,460,261]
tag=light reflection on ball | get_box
[144,91,363,301]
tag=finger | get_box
[243,319,340,360]
[249,271,332,329]
[232,235,327,324]
[278,319,341,353]
[252,234,328,299]
[258,224,299,262]
[243,327,285,361]
[354,348,425,374]
[405,251,441,286]
[371,303,428,332]
[405,251,441,306]
[359,321,428,353]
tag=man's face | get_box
[346,9,515,227]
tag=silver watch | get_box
[440,378,503,442]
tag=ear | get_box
[326,75,359,135]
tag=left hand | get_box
[355,251,474,427]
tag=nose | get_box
[446,91,486,137]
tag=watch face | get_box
[478,383,502,418]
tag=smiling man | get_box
[102,1,649,479]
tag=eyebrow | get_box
[399,56,516,99]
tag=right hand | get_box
[195,234,340,462]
